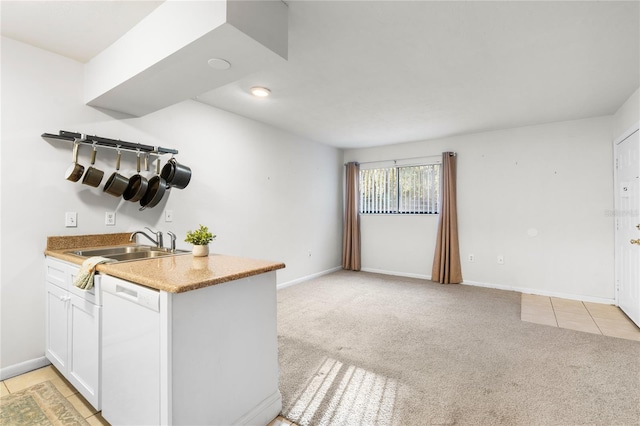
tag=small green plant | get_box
[185,224,216,246]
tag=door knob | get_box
[631,239,640,245]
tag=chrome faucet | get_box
[129,227,164,248]
[166,231,177,253]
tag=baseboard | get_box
[234,389,282,426]
[361,267,431,280]
[460,279,519,293]
[0,356,51,380]
[461,280,616,305]
[277,266,342,290]
[280,267,616,305]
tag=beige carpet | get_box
[277,271,640,425]
[0,381,89,426]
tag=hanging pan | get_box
[161,157,192,189]
[65,141,85,182]
[123,152,148,202]
[139,158,167,210]
[82,144,104,187]
[103,149,129,197]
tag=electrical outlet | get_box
[105,212,116,226]
[497,255,504,265]
[165,210,173,222]
[468,254,474,262]
[65,212,77,228]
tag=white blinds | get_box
[398,165,440,213]
[359,164,440,214]
[360,167,398,214]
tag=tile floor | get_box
[1,365,108,425]
[521,294,640,341]
[269,416,297,426]
[1,364,296,426]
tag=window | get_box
[359,164,440,214]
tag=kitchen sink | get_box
[68,245,190,262]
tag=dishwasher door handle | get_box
[115,284,139,301]
[102,275,160,312]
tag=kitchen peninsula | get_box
[45,233,285,426]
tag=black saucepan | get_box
[82,145,104,187]
[103,150,129,197]
[161,158,191,189]
[123,154,148,202]
[139,158,167,210]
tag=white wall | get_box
[345,117,615,302]
[613,87,639,138]
[0,37,343,371]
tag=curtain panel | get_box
[342,162,361,271]
[432,152,462,284]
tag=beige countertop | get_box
[45,233,285,293]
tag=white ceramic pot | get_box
[192,245,209,257]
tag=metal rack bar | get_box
[42,130,179,155]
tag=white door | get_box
[615,128,640,326]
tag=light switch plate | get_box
[165,210,173,222]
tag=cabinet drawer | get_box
[45,258,68,290]
[68,265,101,306]
[45,257,101,305]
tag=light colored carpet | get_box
[277,271,640,426]
[0,381,89,426]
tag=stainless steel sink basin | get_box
[68,245,190,262]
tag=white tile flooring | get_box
[521,294,640,341]
[1,365,108,425]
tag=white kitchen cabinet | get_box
[45,281,69,371]
[101,271,281,425]
[44,257,101,410]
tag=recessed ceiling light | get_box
[250,86,271,97]
[207,58,231,70]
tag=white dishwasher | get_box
[101,275,161,426]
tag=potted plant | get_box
[185,224,216,257]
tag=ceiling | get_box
[1,1,638,149]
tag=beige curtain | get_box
[342,162,361,271]
[432,152,462,284]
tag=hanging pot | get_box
[161,158,192,189]
[123,153,149,202]
[82,145,104,187]
[65,141,85,182]
[103,150,129,197]
[140,158,167,210]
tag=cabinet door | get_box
[45,282,69,372]
[68,294,101,410]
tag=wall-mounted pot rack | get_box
[41,130,179,156]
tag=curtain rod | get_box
[345,152,456,166]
